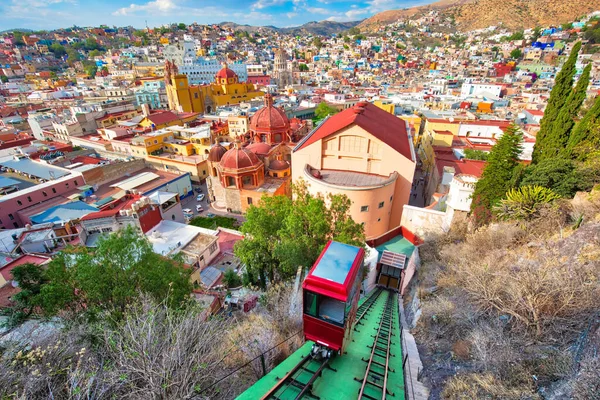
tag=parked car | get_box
[196,204,203,212]
[195,187,203,193]
[182,208,193,215]
[206,213,216,218]
[196,194,205,201]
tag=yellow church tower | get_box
[165,60,205,113]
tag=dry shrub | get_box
[571,353,600,400]
[571,189,600,222]
[103,297,235,399]
[223,313,285,379]
[438,223,600,339]
[442,372,540,400]
[0,328,122,399]
[451,340,471,361]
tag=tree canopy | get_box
[234,181,365,289]
[39,226,193,321]
[532,42,581,163]
[314,101,339,121]
[470,124,523,225]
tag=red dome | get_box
[246,142,272,155]
[208,143,227,162]
[250,94,290,134]
[215,65,238,80]
[269,159,289,171]
[220,147,261,170]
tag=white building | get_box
[179,57,248,85]
[460,83,503,98]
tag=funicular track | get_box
[354,287,383,329]
[262,353,332,400]
[355,290,397,400]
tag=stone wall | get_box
[82,159,146,187]
[401,204,447,238]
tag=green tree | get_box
[234,182,364,288]
[463,149,489,160]
[222,269,242,288]
[299,63,309,72]
[532,41,582,163]
[178,23,187,30]
[510,48,522,59]
[348,27,360,36]
[344,36,351,43]
[66,48,80,64]
[5,263,48,325]
[567,94,600,158]
[0,75,8,83]
[520,158,593,198]
[49,43,66,57]
[88,49,103,58]
[470,124,523,225]
[544,63,592,159]
[84,63,98,78]
[314,101,338,120]
[312,37,323,49]
[39,227,192,320]
[84,37,100,51]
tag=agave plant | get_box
[494,185,561,221]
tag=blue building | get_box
[135,80,166,110]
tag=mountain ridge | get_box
[359,0,599,31]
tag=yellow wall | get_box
[373,101,395,115]
[432,131,454,147]
[164,141,194,156]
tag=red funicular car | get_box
[302,240,364,358]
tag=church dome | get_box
[250,93,290,134]
[220,147,261,170]
[215,64,238,80]
[269,159,290,171]
[208,143,227,162]
[246,142,272,155]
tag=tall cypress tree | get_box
[566,94,600,159]
[471,124,524,225]
[532,41,581,163]
[541,63,592,160]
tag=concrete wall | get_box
[81,159,146,187]
[400,204,447,238]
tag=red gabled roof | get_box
[0,254,51,282]
[295,102,413,161]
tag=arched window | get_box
[274,133,282,143]
[242,175,253,187]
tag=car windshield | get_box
[304,291,345,327]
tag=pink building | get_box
[292,102,416,239]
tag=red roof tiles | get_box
[296,102,413,161]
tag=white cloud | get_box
[251,0,286,11]
[305,6,330,15]
[113,0,179,16]
[286,12,298,18]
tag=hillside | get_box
[359,0,600,31]
[218,20,361,36]
[278,20,361,36]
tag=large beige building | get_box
[292,102,416,239]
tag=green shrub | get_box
[494,185,561,221]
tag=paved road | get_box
[180,181,246,225]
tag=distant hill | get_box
[218,20,362,36]
[0,28,34,34]
[359,0,600,31]
[279,20,361,36]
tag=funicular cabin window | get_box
[304,291,345,327]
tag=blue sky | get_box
[0,0,431,31]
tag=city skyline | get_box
[0,0,433,31]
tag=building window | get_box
[13,222,18,228]
[17,200,22,206]
[75,180,79,186]
[378,201,385,208]
[66,183,69,188]
[27,196,32,202]
[390,196,393,202]
[377,218,381,222]
[9,213,14,220]
[360,205,369,212]
[247,197,253,205]
[209,241,218,254]
[52,188,57,193]
[43,191,47,197]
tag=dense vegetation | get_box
[234,180,364,289]
[471,41,600,224]
[190,215,239,230]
